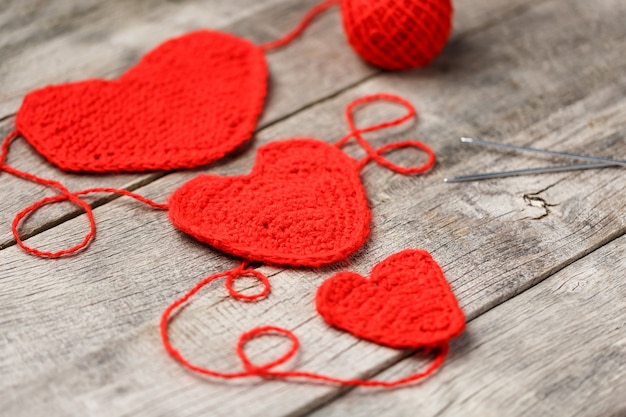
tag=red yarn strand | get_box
[1,131,71,194]
[262,344,448,387]
[1,131,167,258]
[0,130,18,166]
[260,0,340,51]
[335,93,436,174]
[160,263,272,379]
[12,194,97,258]
[74,188,168,211]
[12,187,168,258]
[161,264,448,387]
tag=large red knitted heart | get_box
[15,30,267,173]
[316,249,465,348]
[168,139,371,267]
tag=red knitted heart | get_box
[15,30,267,173]
[168,139,371,267]
[316,249,465,348]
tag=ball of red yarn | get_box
[340,0,453,70]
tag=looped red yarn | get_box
[161,263,450,387]
[225,266,271,301]
[237,326,300,374]
[12,193,97,258]
[1,131,168,257]
[160,263,275,379]
[335,93,435,174]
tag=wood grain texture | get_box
[0,0,625,415]
[0,0,284,116]
[309,235,626,417]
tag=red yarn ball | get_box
[340,0,453,70]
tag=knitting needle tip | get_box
[443,162,617,183]
[459,136,626,167]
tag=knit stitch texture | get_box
[15,30,267,172]
[168,139,371,267]
[316,249,465,348]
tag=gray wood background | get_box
[1,0,624,416]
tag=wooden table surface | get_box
[1,0,625,416]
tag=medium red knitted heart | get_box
[168,139,371,267]
[15,30,267,173]
[316,249,465,348]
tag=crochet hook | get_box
[444,137,625,183]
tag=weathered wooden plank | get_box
[309,236,626,417]
[0,0,284,117]
[1,0,625,415]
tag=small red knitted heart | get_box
[316,249,465,348]
[15,30,267,172]
[168,139,371,267]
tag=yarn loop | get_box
[335,93,435,174]
[237,326,300,374]
[161,263,451,387]
[226,267,271,301]
[1,131,168,258]
[12,192,96,258]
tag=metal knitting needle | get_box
[443,137,625,182]
[443,162,616,183]
[460,137,626,167]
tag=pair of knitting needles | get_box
[443,137,626,183]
